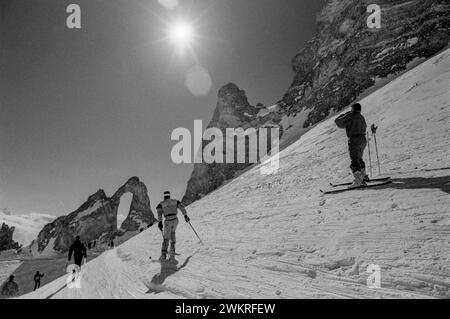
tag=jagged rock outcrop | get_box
[35,177,157,253]
[182,0,449,206]
[182,83,282,205]
[0,223,20,251]
[281,0,450,126]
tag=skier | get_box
[1,275,19,298]
[156,191,190,262]
[33,271,44,291]
[68,236,87,268]
[335,103,369,187]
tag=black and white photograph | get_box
[0,0,449,306]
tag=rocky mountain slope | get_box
[182,83,282,204]
[23,48,450,299]
[182,0,449,205]
[0,223,20,251]
[32,177,156,254]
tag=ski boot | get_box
[361,168,370,182]
[168,251,178,264]
[159,252,167,262]
[350,171,366,188]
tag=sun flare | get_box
[168,21,195,50]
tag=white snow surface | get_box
[75,200,105,220]
[0,212,55,246]
[22,49,450,299]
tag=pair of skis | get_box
[321,177,391,194]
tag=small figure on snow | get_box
[68,236,87,268]
[156,191,190,263]
[335,103,369,187]
[33,271,44,291]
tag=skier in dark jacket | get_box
[335,103,369,187]
[33,271,44,291]
[68,236,87,267]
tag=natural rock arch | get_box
[34,177,157,253]
[111,177,155,232]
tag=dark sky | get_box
[0,0,326,216]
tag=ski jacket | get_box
[68,240,87,261]
[335,111,367,138]
[33,273,44,281]
[156,199,188,222]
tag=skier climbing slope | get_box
[156,191,191,263]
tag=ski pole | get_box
[371,124,381,175]
[188,222,203,245]
[366,132,373,178]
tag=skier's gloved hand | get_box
[158,221,163,231]
[184,215,190,223]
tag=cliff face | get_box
[35,177,156,253]
[182,0,449,206]
[182,83,282,205]
[0,223,20,251]
[281,0,450,125]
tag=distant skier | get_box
[156,191,190,262]
[335,103,369,187]
[68,236,87,268]
[1,275,19,298]
[33,271,44,291]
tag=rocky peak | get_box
[182,83,283,205]
[0,223,20,251]
[208,83,259,130]
[217,83,248,105]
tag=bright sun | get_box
[168,21,195,49]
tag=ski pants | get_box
[162,218,178,254]
[33,281,40,291]
[348,136,367,173]
[74,255,84,268]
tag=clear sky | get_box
[0,0,326,216]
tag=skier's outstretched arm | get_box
[177,201,190,222]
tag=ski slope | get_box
[22,49,450,299]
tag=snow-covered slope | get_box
[0,212,55,247]
[22,49,450,299]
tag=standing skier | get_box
[68,236,87,268]
[335,103,369,187]
[156,191,190,262]
[33,271,44,291]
